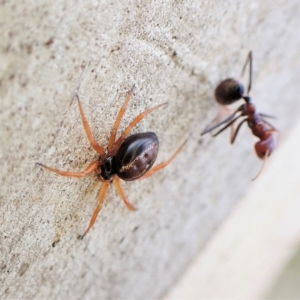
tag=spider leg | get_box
[36,160,99,178]
[79,181,110,239]
[230,118,248,144]
[113,177,136,211]
[114,102,167,151]
[139,140,187,180]
[107,86,134,153]
[76,95,106,156]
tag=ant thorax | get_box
[250,121,269,139]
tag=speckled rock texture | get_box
[1,1,300,299]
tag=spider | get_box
[37,86,185,239]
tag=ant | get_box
[37,86,185,239]
[201,51,277,180]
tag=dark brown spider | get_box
[37,86,185,238]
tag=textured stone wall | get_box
[1,0,300,299]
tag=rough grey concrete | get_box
[1,0,300,299]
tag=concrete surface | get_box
[1,0,300,299]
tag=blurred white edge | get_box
[164,121,300,300]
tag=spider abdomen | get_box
[115,132,159,181]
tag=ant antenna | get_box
[251,149,270,181]
[240,51,253,95]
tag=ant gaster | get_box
[37,86,185,238]
[201,51,277,179]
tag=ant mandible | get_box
[201,51,277,180]
[37,86,185,239]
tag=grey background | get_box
[1,0,300,299]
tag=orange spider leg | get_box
[79,181,110,239]
[107,86,134,153]
[36,160,99,178]
[139,140,187,180]
[114,102,167,151]
[76,95,106,156]
[113,176,136,211]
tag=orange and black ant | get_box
[201,51,277,180]
[37,86,185,238]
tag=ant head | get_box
[215,78,245,105]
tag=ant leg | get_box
[230,121,235,141]
[76,95,106,156]
[114,102,167,151]
[212,115,242,138]
[113,177,136,211]
[107,86,134,153]
[259,112,276,119]
[203,106,230,136]
[251,149,270,181]
[261,118,277,131]
[201,104,244,136]
[79,181,110,239]
[230,118,248,144]
[240,51,253,95]
[36,160,99,178]
[139,140,187,180]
